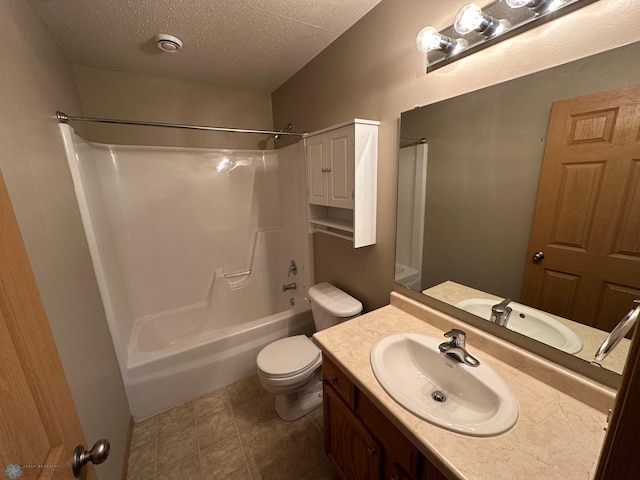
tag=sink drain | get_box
[432,390,446,403]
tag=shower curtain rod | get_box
[56,111,305,137]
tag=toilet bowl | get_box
[256,282,362,421]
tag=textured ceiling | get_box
[28,0,382,92]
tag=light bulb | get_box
[507,0,567,11]
[416,26,443,53]
[546,0,567,11]
[454,3,485,35]
[506,0,531,7]
[416,26,468,55]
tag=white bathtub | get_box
[127,307,314,420]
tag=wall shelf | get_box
[309,217,354,233]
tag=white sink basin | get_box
[370,333,518,437]
[455,299,583,354]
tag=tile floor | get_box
[127,375,339,480]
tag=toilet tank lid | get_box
[308,282,363,317]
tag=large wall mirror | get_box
[396,41,640,381]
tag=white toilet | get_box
[256,282,362,421]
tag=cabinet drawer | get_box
[356,390,419,478]
[322,354,355,409]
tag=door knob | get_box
[72,439,110,477]
[532,251,545,262]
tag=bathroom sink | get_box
[370,333,518,436]
[455,299,582,354]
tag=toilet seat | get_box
[257,335,321,378]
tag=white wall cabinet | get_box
[305,119,378,248]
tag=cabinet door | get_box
[324,385,381,480]
[419,457,448,480]
[385,458,413,480]
[356,390,419,477]
[326,127,355,209]
[307,134,328,205]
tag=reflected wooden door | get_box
[0,169,95,480]
[521,84,640,332]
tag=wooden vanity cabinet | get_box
[322,355,448,480]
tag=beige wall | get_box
[271,0,640,311]
[74,64,274,149]
[0,2,130,478]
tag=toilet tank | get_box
[308,283,363,331]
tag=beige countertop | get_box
[313,292,614,480]
[423,281,630,374]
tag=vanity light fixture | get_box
[417,0,598,72]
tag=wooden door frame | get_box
[0,169,95,479]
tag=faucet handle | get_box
[444,328,466,347]
[491,298,512,313]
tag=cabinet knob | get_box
[367,447,377,457]
[328,375,337,385]
[325,167,332,172]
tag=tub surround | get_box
[59,124,314,420]
[313,292,615,480]
[424,281,630,374]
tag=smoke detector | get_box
[154,34,183,53]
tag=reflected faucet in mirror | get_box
[593,300,640,367]
[490,298,513,327]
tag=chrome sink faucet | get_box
[490,298,513,327]
[593,299,640,366]
[439,329,480,367]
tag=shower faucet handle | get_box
[288,260,297,277]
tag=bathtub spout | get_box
[282,282,297,292]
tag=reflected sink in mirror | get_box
[370,333,518,437]
[456,299,583,355]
